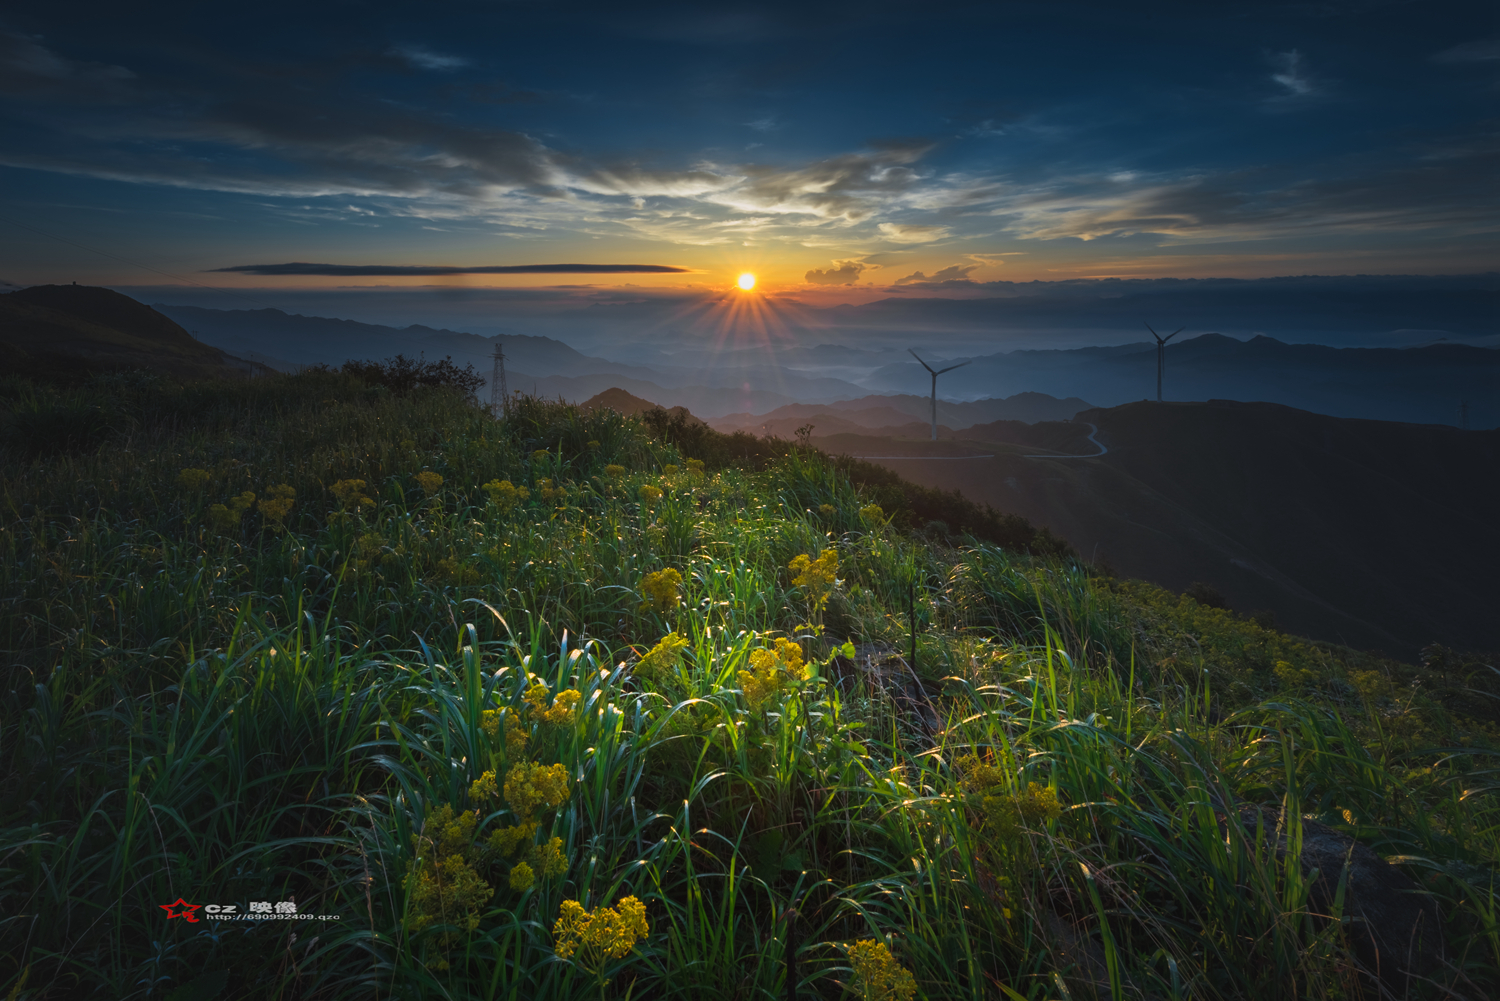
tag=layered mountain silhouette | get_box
[2,285,261,381]
[835,401,1497,657]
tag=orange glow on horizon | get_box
[737,272,756,290]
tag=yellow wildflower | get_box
[504,761,571,819]
[1349,669,1392,702]
[481,709,503,737]
[605,464,626,479]
[639,568,682,614]
[537,478,566,504]
[586,440,600,449]
[635,632,690,679]
[639,483,663,506]
[541,689,582,727]
[508,861,535,892]
[553,896,650,966]
[789,550,839,612]
[1274,659,1317,690]
[206,491,256,533]
[685,458,705,476]
[331,478,375,510]
[663,463,679,475]
[403,804,494,942]
[176,467,211,491]
[469,770,499,803]
[489,821,539,857]
[820,503,836,516]
[414,471,444,496]
[858,503,886,526]
[482,479,527,513]
[534,836,568,879]
[258,483,295,523]
[532,449,550,464]
[846,939,916,1001]
[738,639,804,710]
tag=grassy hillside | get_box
[835,402,1498,659]
[2,370,1497,1000]
[0,286,257,383]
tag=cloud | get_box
[894,263,979,285]
[964,119,1005,137]
[804,260,872,284]
[1269,49,1315,98]
[1433,38,1500,63]
[0,31,135,102]
[392,45,469,71]
[877,222,950,243]
[745,115,779,132]
[210,263,693,276]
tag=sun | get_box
[737,272,756,290]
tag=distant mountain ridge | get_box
[846,400,1498,657]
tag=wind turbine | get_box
[1144,322,1183,402]
[908,350,971,440]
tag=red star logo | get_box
[159,898,202,922]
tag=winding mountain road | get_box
[1026,421,1108,459]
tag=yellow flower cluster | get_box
[482,479,529,513]
[331,478,375,510]
[523,684,581,727]
[790,550,839,613]
[403,804,495,959]
[738,638,806,710]
[1273,659,1318,690]
[504,760,571,819]
[846,939,917,1001]
[685,458,705,477]
[820,503,837,516]
[531,449,550,463]
[958,755,1062,836]
[663,464,679,475]
[414,471,444,495]
[536,478,567,504]
[437,556,483,586]
[207,491,256,533]
[639,483,663,506]
[176,467,211,491]
[635,632,690,680]
[605,464,626,479]
[1349,668,1393,702]
[258,483,295,523]
[639,568,682,614]
[858,503,886,526]
[553,896,649,967]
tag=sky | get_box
[1,0,1497,311]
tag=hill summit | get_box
[1,284,258,381]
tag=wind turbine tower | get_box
[489,341,509,416]
[908,350,972,440]
[1144,322,1184,402]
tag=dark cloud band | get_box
[210,262,692,276]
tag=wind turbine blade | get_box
[908,348,937,374]
[1163,326,1184,343]
[935,360,972,375]
[1144,321,1158,338]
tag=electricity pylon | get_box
[1144,322,1183,402]
[909,349,971,440]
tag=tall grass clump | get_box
[2,368,1496,1000]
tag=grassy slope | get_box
[835,402,1498,659]
[1,372,1497,1000]
[0,286,249,382]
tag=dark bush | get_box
[341,353,484,399]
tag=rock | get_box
[1237,807,1444,993]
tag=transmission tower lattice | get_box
[489,342,508,416]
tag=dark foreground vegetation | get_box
[2,365,1497,1000]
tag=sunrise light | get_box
[737,272,756,290]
